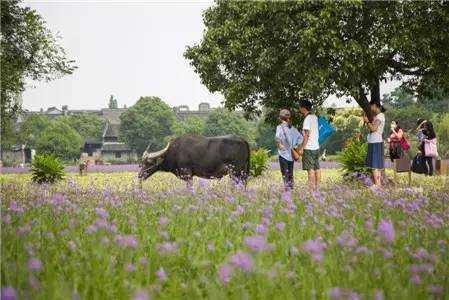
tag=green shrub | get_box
[250,148,270,177]
[337,138,369,175]
[31,154,65,184]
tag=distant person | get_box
[79,160,87,176]
[363,101,386,187]
[422,121,438,176]
[275,109,303,190]
[416,119,427,156]
[387,120,404,162]
[297,100,321,190]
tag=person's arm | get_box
[365,118,380,133]
[298,130,309,155]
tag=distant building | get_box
[173,102,213,121]
[15,102,214,164]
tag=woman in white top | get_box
[363,101,386,187]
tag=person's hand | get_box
[278,144,285,150]
[363,115,369,124]
[298,148,303,156]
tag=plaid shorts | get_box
[302,149,320,170]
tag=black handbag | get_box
[411,154,428,174]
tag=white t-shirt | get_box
[302,114,319,150]
[367,113,385,143]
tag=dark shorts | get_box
[302,149,320,170]
[366,142,384,169]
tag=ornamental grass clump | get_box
[31,154,65,184]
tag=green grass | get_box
[1,170,448,299]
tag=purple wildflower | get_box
[1,287,17,300]
[255,224,267,235]
[275,222,285,232]
[27,258,43,272]
[115,234,138,249]
[336,233,357,249]
[244,235,272,253]
[158,216,169,227]
[156,242,178,255]
[218,264,233,285]
[156,267,167,282]
[230,251,253,272]
[302,238,327,262]
[132,289,149,300]
[328,287,360,300]
[377,219,395,245]
[125,263,136,272]
[94,207,108,219]
[427,285,443,296]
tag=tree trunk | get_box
[353,79,381,122]
[354,86,373,121]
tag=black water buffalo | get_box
[138,135,250,184]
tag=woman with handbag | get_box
[275,109,303,190]
[387,120,404,162]
[422,121,438,176]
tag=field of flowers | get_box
[1,170,448,300]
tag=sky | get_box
[22,0,400,112]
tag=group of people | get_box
[388,118,438,176]
[275,100,321,190]
[276,99,439,190]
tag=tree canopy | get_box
[203,108,256,146]
[120,97,176,155]
[185,1,449,123]
[35,120,82,161]
[1,0,76,155]
[1,0,76,118]
[61,114,105,142]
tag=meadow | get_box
[1,170,448,299]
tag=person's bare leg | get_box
[315,169,321,188]
[373,169,381,186]
[308,170,316,190]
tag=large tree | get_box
[18,114,51,148]
[203,108,256,146]
[120,97,176,155]
[35,120,82,161]
[61,114,105,142]
[185,1,449,123]
[1,0,76,154]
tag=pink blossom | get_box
[218,264,233,285]
[230,251,253,272]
